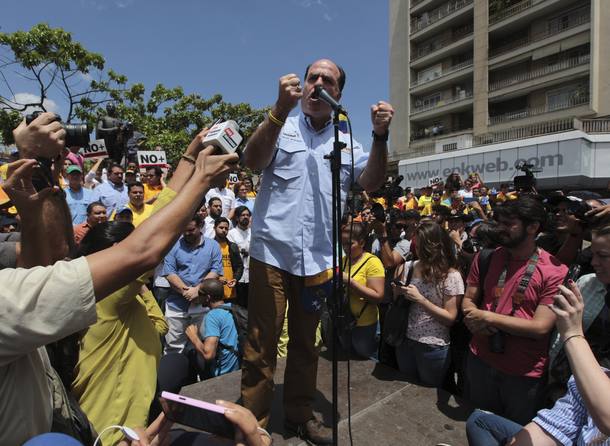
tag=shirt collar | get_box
[181,234,205,249]
[300,112,332,135]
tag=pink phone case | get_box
[160,391,227,415]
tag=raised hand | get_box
[275,73,303,119]
[13,112,66,159]
[370,101,395,136]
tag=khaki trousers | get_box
[240,258,321,427]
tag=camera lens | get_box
[64,123,91,148]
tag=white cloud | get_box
[79,0,135,10]
[11,93,59,115]
[295,0,333,21]
[115,0,134,8]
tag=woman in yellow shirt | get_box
[341,222,385,358]
[71,189,174,445]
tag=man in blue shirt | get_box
[64,165,93,225]
[185,278,240,378]
[163,214,223,354]
[241,58,394,444]
[91,163,128,217]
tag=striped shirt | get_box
[534,372,610,445]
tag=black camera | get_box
[513,161,542,193]
[567,200,592,223]
[378,175,404,202]
[25,111,90,148]
[489,330,506,354]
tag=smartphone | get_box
[159,391,235,439]
[563,264,582,286]
[392,278,406,286]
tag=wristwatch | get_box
[372,130,389,142]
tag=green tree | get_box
[80,80,267,165]
[0,24,267,163]
[0,23,116,145]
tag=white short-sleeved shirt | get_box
[407,267,464,346]
[0,257,96,445]
[250,113,368,277]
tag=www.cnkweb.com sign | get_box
[403,154,564,183]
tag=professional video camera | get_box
[25,111,90,148]
[377,175,404,203]
[513,161,542,192]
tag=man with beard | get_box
[228,206,251,308]
[461,196,567,425]
[204,196,224,239]
[163,214,223,354]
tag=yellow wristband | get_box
[267,110,285,127]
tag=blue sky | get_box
[2,0,389,147]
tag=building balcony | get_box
[411,59,473,89]
[411,0,473,34]
[411,91,473,120]
[489,9,590,60]
[410,127,473,149]
[489,53,590,93]
[489,0,582,34]
[473,117,575,146]
[489,0,533,25]
[489,93,590,125]
[410,27,473,67]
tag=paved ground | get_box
[176,353,474,445]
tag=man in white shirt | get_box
[228,205,251,308]
[205,186,235,218]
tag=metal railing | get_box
[580,119,610,133]
[408,141,436,153]
[473,118,575,145]
[489,0,532,25]
[411,0,427,8]
[411,0,473,33]
[411,60,473,87]
[412,91,473,114]
[489,53,590,91]
[411,25,473,61]
[489,94,589,125]
[489,11,590,58]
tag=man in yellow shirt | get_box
[143,166,164,204]
[111,182,154,227]
[213,217,243,300]
[418,185,433,216]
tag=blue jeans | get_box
[395,338,450,387]
[466,409,523,446]
[339,323,378,360]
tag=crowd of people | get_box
[2,56,610,446]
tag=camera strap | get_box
[492,248,540,316]
[343,254,373,320]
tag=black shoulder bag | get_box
[382,260,415,347]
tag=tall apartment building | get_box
[389,0,610,190]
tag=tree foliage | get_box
[0,23,111,138]
[0,24,267,164]
[79,79,266,165]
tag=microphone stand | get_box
[324,107,346,446]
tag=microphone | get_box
[313,85,346,114]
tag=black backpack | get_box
[218,304,248,357]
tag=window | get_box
[417,64,443,83]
